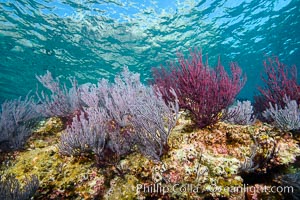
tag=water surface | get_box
[0,0,299,103]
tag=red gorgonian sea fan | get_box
[254,56,300,114]
[152,49,246,128]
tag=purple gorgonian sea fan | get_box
[0,173,39,200]
[35,71,83,118]
[262,96,300,132]
[225,100,256,125]
[59,67,179,163]
[0,94,39,152]
[58,106,108,158]
[107,67,179,160]
[152,49,246,128]
[101,67,179,161]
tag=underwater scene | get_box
[1,0,300,199]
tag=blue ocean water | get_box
[0,0,299,104]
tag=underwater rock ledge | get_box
[1,114,300,200]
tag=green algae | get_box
[1,115,300,199]
[3,144,104,199]
[104,175,139,200]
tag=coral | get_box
[3,110,300,199]
[225,100,256,125]
[100,67,179,161]
[128,88,179,160]
[152,49,246,128]
[36,71,82,118]
[238,134,277,174]
[145,124,245,199]
[254,56,300,113]
[0,173,39,200]
[0,95,39,152]
[238,128,300,175]
[2,65,300,200]
[59,107,108,157]
[99,68,149,159]
[79,82,102,108]
[262,96,300,131]
[59,67,179,165]
[238,137,261,174]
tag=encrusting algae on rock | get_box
[1,113,300,199]
[1,117,106,199]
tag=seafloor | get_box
[1,112,300,200]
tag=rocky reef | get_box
[1,113,300,200]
